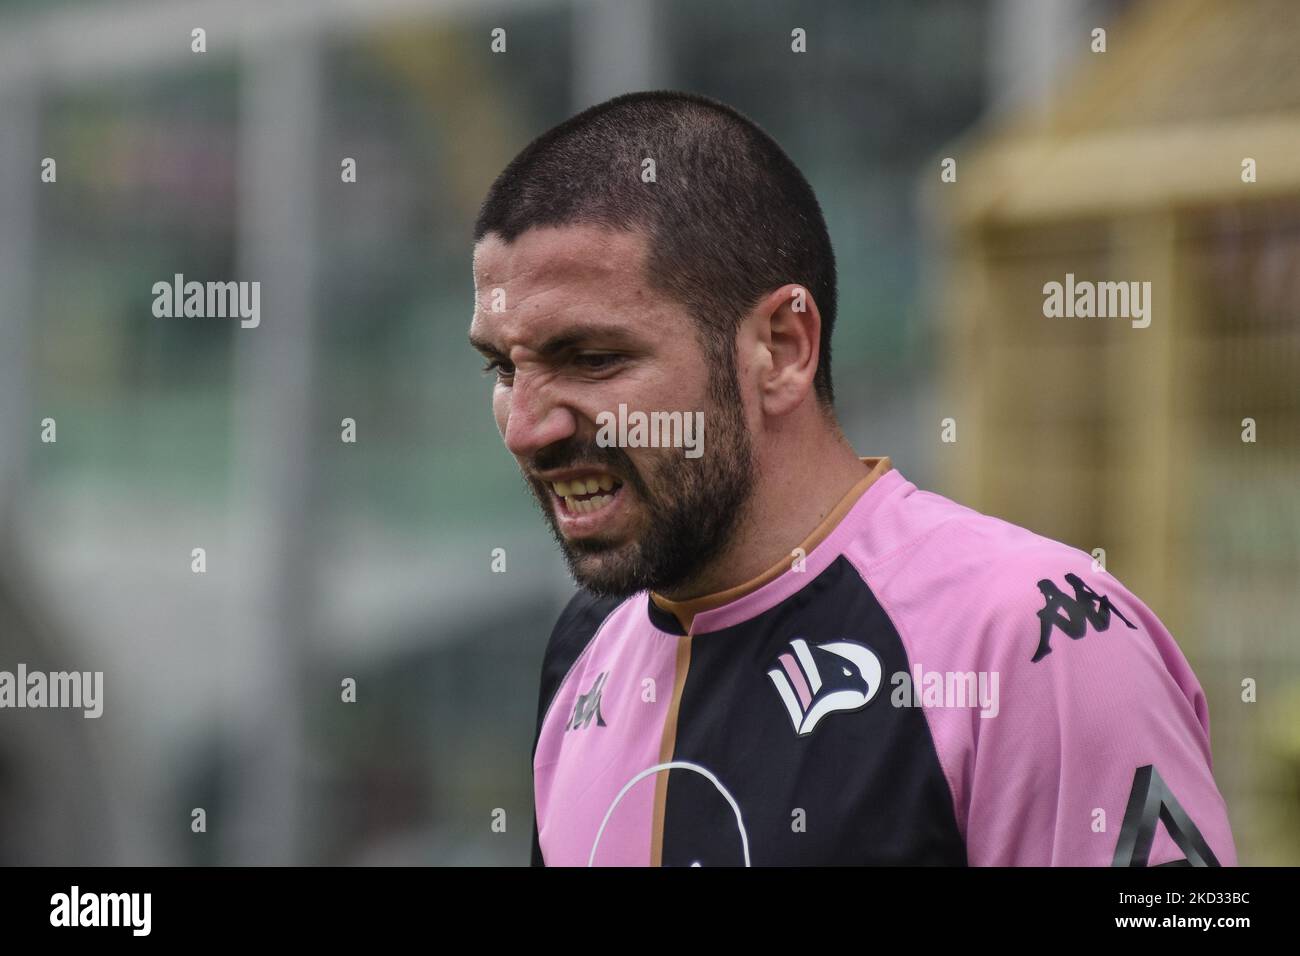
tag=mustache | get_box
[532,441,623,475]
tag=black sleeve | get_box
[529,589,625,866]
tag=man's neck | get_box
[655,432,872,603]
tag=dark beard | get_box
[525,367,756,599]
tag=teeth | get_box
[552,473,621,499]
[562,493,615,515]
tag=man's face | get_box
[469,224,756,598]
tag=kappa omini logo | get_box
[1032,572,1136,663]
[766,638,882,736]
[568,671,609,731]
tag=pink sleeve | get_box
[960,552,1238,866]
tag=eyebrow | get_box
[468,322,642,360]
[468,332,506,359]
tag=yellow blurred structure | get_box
[932,0,1300,864]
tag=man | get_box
[467,91,1236,866]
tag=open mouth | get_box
[550,472,625,516]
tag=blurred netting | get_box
[934,0,1300,865]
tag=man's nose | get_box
[501,374,578,460]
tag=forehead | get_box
[475,223,647,280]
[471,224,663,333]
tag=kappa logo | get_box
[767,638,882,736]
[1032,572,1136,663]
[568,671,609,731]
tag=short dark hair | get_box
[473,90,838,408]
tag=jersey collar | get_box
[646,456,892,635]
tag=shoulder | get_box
[545,589,627,669]
[852,489,1233,864]
[858,488,1181,683]
[534,590,628,732]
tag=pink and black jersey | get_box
[529,457,1236,866]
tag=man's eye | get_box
[482,359,515,381]
[574,353,622,371]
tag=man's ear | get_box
[747,283,820,417]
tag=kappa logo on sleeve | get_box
[767,638,882,736]
[568,671,609,730]
[1031,572,1137,662]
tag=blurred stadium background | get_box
[0,0,1294,865]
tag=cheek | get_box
[638,355,705,409]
